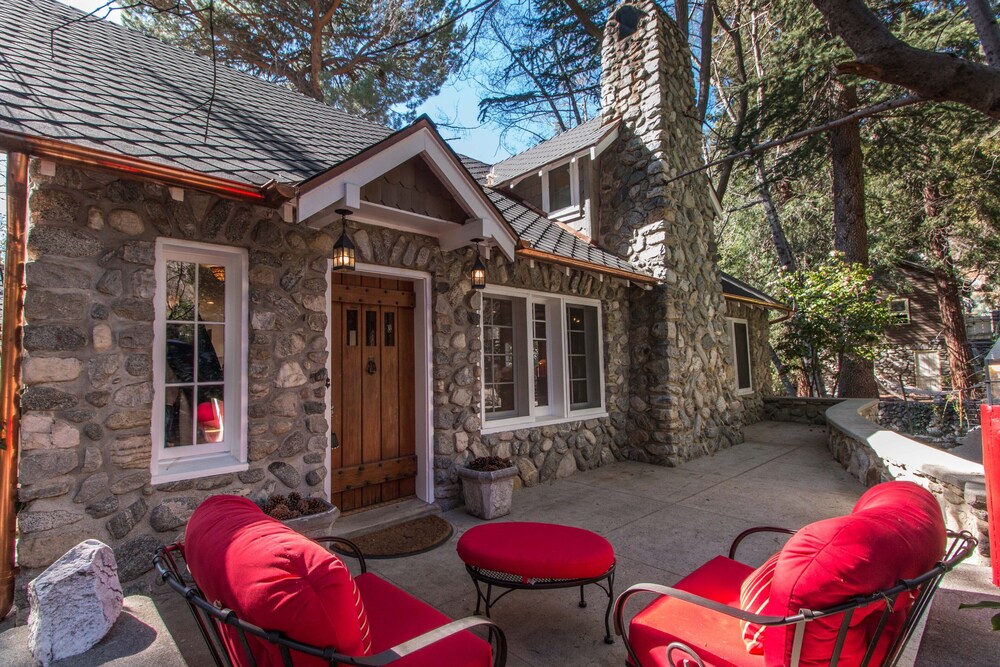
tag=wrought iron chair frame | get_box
[154,536,508,667]
[613,529,976,667]
[464,561,617,644]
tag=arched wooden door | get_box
[329,274,417,512]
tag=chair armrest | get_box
[330,616,507,667]
[614,582,795,667]
[728,526,795,560]
[312,536,367,574]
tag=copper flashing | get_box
[0,152,28,619]
[516,247,659,285]
[0,131,281,205]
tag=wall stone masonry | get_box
[877,398,980,447]
[599,2,742,464]
[724,300,773,424]
[763,397,843,425]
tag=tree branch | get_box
[965,0,1000,68]
[810,0,1000,118]
[558,0,602,40]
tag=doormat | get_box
[334,515,454,559]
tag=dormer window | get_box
[541,159,581,218]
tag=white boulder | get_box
[27,539,123,666]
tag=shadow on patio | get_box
[156,420,996,667]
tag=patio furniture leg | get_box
[579,585,587,608]
[603,568,615,644]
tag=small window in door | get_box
[365,310,377,347]
[346,309,359,346]
[384,312,395,347]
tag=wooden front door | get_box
[329,275,417,512]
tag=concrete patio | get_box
[4,420,997,665]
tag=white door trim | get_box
[325,262,434,505]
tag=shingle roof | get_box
[489,116,618,184]
[721,272,788,309]
[0,0,393,185]
[0,0,650,279]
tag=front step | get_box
[328,498,440,539]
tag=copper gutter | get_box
[723,293,792,312]
[516,246,659,285]
[0,131,284,205]
[0,152,28,619]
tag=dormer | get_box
[488,117,619,240]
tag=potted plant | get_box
[457,456,518,520]
[256,492,340,536]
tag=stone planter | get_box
[280,500,340,537]
[457,466,518,520]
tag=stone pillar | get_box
[598,2,743,463]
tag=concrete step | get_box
[327,498,441,539]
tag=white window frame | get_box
[728,317,754,396]
[914,350,942,392]
[480,286,606,434]
[890,298,911,324]
[150,238,249,484]
[540,157,582,221]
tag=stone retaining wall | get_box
[762,397,842,425]
[826,399,988,562]
[878,398,981,446]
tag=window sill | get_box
[737,388,754,396]
[481,410,608,435]
[151,452,248,485]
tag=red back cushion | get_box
[762,481,946,667]
[184,495,372,666]
[740,552,779,655]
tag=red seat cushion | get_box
[355,572,492,667]
[739,552,779,655]
[763,481,946,667]
[457,522,615,580]
[629,555,764,667]
[184,495,371,666]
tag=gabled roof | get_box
[0,0,392,186]
[721,272,789,311]
[0,0,655,282]
[489,116,619,185]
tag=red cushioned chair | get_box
[154,495,506,667]
[613,482,976,667]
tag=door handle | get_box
[367,357,377,374]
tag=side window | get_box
[152,240,247,483]
[729,318,753,394]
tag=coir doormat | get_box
[335,515,454,559]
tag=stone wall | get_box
[15,161,334,607]
[762,397,843,425]
[724,300,773,423]
[598,2,741,464]
[877,398,981,446]
[876,341,951,393]
[826,399,988,562]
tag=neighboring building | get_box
[877,260,994,395]
[0,0,786,602]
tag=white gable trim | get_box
[296,126,516,260]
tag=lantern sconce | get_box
[332,209,356,271]
[471,241,487,290]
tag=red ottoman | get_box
[457,522,617,643]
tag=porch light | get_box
[332,209,356,271]
[471,244,487,290]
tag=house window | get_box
[890,298,910,324]
[481,288,605,431]
[541,159,581,218]
[151,239,248,483]
[728,318,753,395]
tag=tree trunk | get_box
[830,82,879,398]
[754,155,797,272]
[925,185,977,394]
[966,0,1000,68]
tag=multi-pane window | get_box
[549,163,572,211]
[890,298,911,324]
[728,318,753,394]
[482,289,604,428]
[152,240,247,483]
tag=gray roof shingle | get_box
[489,116,618,184]
[1,0,649,279]
[721,272,787,309]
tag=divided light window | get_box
[728,318,753,395]
[151,239,248,484]
[482,289,604,429]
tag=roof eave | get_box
[517,246,658,285]
[490,120,621,188]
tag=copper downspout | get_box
[0,152,27,619]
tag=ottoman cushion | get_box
[457,522,614,580]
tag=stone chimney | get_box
[598,1,743,463]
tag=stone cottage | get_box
[0,0,786,607]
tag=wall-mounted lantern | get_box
[471,242,487,290]
[332,209,356,271]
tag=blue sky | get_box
[60,0,521,164]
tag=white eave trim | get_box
[296,126,516,260]
[492,124,620,188]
